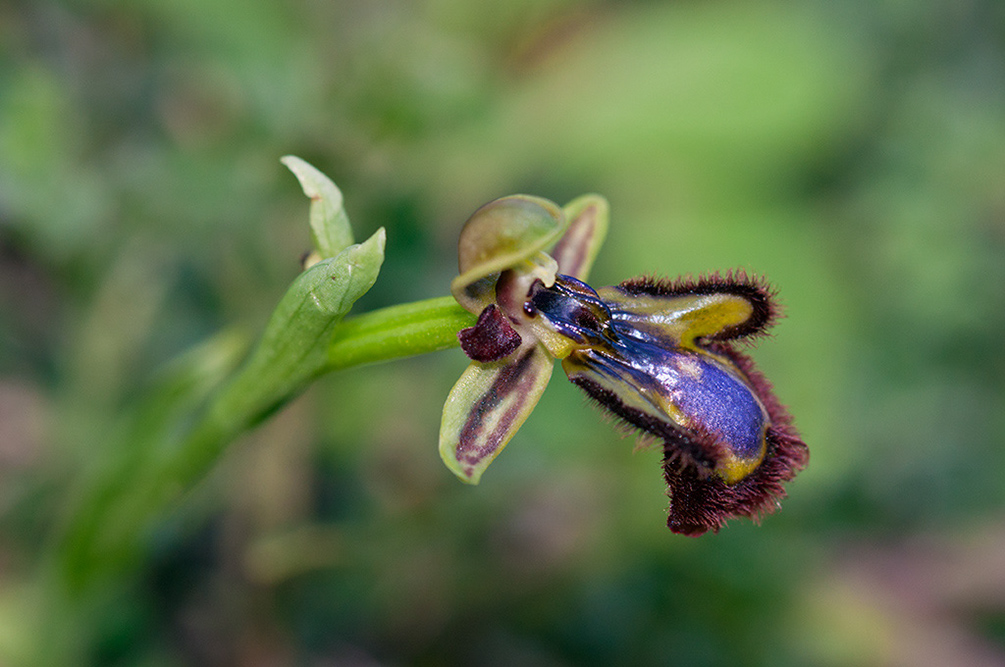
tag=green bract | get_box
[281,155,355,260]
[58,158,386,586]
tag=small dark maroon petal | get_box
[617,270,779,341]
[458,304,522,362]
[552,201,600,279]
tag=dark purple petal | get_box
[551,195,609,281]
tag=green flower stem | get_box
[178,298,475,485]
[327,296,475,370]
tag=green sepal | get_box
[281,155,354,259]
[451,195,566,314]
[552,194,609,281]
[439,344,553,484]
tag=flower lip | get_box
[563,332,769,476]
[660,344,808,536]
[527,272,776,484]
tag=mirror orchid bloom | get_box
[439,195,808,535]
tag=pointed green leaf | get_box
[552,194,609,281]
[226,227,386,423]
[55,229,386,592]
[281,155,354,258]
[56,329,250,590]
[439,344,553,484]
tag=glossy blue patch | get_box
[532,275,768,466]
[625,338,765,460]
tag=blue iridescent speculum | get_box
[530,275,770,484]
[440,195,808,536]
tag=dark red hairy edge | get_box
[616,270,780,342]
[664,343,808,535]
[570,341,808,536]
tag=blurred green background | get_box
[3,0,1005,664]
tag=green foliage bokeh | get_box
[2,0,1005,664]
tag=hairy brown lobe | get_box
[617,270,780,342]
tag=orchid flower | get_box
[61,159,810,602]
[439,195,808,536]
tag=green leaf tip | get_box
[281,155,354,259]
[221,226,386,428]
